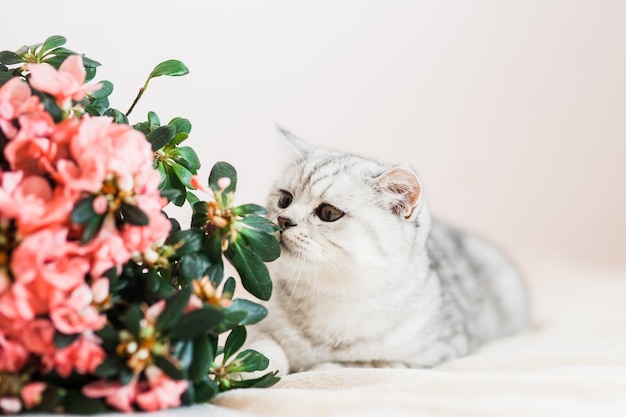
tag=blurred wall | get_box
[3,0,625,268]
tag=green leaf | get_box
[181,381,195,405]
[30,386,62,413]
[180,252,211,282]
[239,227,281,262]
[84,96,110,116]
[103,108,128,124]
[95,356,124,377]
[169,160,194,188]
[0,71,12,87]
[190,336,212,383]
[174,339,194,370]
[148,111,161,128]
[191,201,209,229]
[232,204,267,216]
[147,124,175,151]
[62,390,110,415]
[167,229,205,257]
[229,349,269,373]
[208,161,237,194]
[163,163,187,207]
[156,286,192,333]
[144,267,162,294]
[171,146,200,173]
[0,50,22,65]
[54,332,78,348]
[153,354,184,380]
[225,242,273,301]
[222,277,236,298]
[206,263,224,286]
[229,298,268,326]
[81,214,104,244]
[85,67,96,83]
[239,215,280,234]
[194,378,219,403]
[95,324,119,350]
[119,203,149,226]
[89,80,113,99]
[169,117,192,135]
[149,59,190,79]
[124,304,142,338]
[186,191,200,206]
[71,196,96,224]
[119,367,134,386]
[169,307,224,340]
[33,91,63,122]
[223,326,246,362]
[133,121,150,135]
[40,35,66,55]
[228,371,280,389]
[204,231,224,264]
[160,188,184,204]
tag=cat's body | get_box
[246,129,528,375]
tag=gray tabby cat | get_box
[246,128,529,375]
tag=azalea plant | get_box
[0,35,280,414]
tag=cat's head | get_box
[267,127,430,281]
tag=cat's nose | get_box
[277,216,297,230]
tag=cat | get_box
[245,127,529,375]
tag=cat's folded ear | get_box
[276,124,313,157]
[374,166,423,221]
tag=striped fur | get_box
[246,130,529,375]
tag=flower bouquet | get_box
[0,35,280,414]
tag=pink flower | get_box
[0,78,30,138]
[135,366,188,412]
[12,93,55,144]
[83,378,139,413]
[144,300,166,325]
[0,285,35,329]
[21,318,55,355]
[190,175,210,195]
[62,116,155,194]
[0,170,23,219]
[4,137,53,176]
[49,284,106,334]
[0,397,22,414]
[91,277,110,305]
[0,332,29,372]
[85,217,132,277]
[11,228,89,291]
[27,55,101,108]
[121,204,171,258]
[10,175,77,235]
[45,334,106,377]
[185,294,203,313]
[20,382,46,409]
[3,278,66,323]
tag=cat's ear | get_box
[374,166,423,221]
[276,124,313,157]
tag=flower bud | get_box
[92,195,109,215]
[217,177,231,192]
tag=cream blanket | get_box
[210,260,626,417]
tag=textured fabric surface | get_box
[212,260,626,417]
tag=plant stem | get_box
[125,87,145,117]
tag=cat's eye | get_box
[278,190,293,209]
[316,203,345,222]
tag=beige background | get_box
[3,1,625,270]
